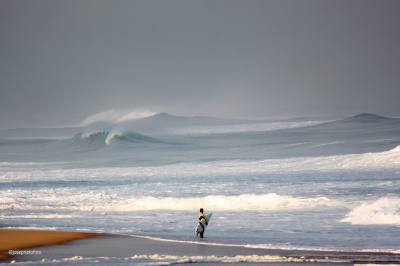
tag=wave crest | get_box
[80,109,156,126]
[341,197,400,225]
[74,130,163,146]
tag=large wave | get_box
[341,197,400,225]
[61,112,400,156]
[78,110,328,137]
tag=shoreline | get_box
[1,229,400,265]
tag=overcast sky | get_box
[0,0,399,128]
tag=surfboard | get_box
[204,213,212,223]
[195,213,212,236]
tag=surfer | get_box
[197,208,208,238]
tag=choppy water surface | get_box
[1,113,400,252]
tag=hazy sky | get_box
[1,0,399,128]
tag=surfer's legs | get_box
[198,223,205,238]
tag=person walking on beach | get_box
[196,208,208,238]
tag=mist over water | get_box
[1,112,400,252]
[1,2,400,264]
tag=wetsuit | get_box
[198,212,208,238]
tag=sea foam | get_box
[0,191,334,212]
[341,197,400,225]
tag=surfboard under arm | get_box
[204,213,212,223]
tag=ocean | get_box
[1,112,400,260]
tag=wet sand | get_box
[2,231,399,265]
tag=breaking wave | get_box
[74,131,164,146]
[88,193,334,212]
[0,191,334,212]
[341,197,400,225]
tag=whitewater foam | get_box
[0,191,335,212]
[104,131,120,145]
[341,197,400,225]
[91,193,334,212]
[6,254,334,265]
[129,254,322,263]
[77,130,164,146]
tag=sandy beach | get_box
[0,229,100,262]
[1,229,400,265]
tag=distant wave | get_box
[72,112,400,145]
[74,131,164,146]
[79,109,156,126]
[308,113,400,131]
[78,110,331,138]
[167,120,325,135]
[343,113,397,123]
[2,145,400,182]
[341,197,400,225]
